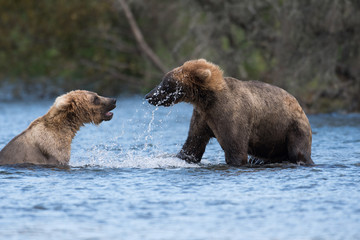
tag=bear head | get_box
[53,90,116,125]
[145,59,225,106]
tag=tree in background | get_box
[191,0,360,112]
[0,0,359,112]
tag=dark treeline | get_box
[0,0,359,112]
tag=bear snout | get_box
[101,97,116,121]
[145,86,163,106]
[110,98,117,105]
[145,85,185,107]
[108,98,116,111]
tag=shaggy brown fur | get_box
[0,90,116,167]
[178,59,226,91]
[145,59,313,166]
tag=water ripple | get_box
[0,99,360,240]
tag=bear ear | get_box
[54,94,73,111]
[194,69,211,83]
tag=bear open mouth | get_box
[105,111,113,118]
[103,104,116,121]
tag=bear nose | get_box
[145,86,158,100]
[111,98,117,105]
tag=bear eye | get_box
[93,96,100,105]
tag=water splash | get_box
[143,106,159,151]
[70,99,196,169]
[72,147,200,169]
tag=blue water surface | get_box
[0,97,359,240]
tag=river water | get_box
[0,97,359,240]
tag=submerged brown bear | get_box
[146,59,313,166]
[0,90,116,167]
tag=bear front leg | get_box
[177,110,213,163]
[177,134,212,163]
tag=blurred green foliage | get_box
[0,0,359,112]
[0,0,137,94]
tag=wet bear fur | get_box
[146,59,313,166]
[0,90,116,167]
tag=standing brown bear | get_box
[0,90,116,167]
[145,59,313,166]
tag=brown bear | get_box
[0,90,116,167]
[145,59,313,166]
